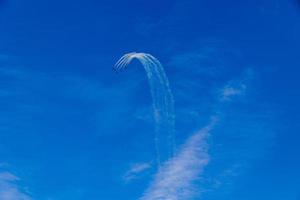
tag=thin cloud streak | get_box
[221,84,246,100]
[123,162,152,182]
[0,172,32,200]
[140,119,217,200]
[219,68,254,101]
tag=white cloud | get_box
[140,119,217,200]
[221,84,247,101]
[220,68,254,101]
[123,162,152,182]
[0,172,32,200]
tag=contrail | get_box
[114,52,175,166]
[140,120,216,200]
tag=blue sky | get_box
[0,0,299,199]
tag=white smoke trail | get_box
[140,119,217,200]
[114,52,175,166]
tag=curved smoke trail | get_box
[114,52,175,165]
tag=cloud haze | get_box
[123,162,152,182]
[140,119,217,200]
[221,84,247,100]
[0,172,32,200]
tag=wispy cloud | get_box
[123,162,152,182]
[140,119,217,200]
[219,68,254,101]
[0,172,32,200]
[221,84,247,101]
